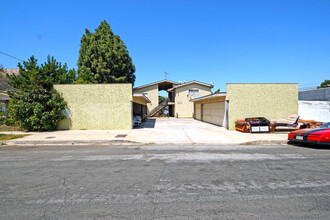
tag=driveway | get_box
[126,118,287,145]
[3,118,288,145]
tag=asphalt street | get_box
[0,144,330,219]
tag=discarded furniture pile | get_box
[235,115,322,133]
[235,117,271,133]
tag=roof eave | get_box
[167,81,214,92]
[133,80,179,90]
[190,92,226,102]
[133,93,151,103]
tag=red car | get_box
[288,122,330,145]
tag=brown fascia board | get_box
[133,80,180,90]
[167,80,214,92]
[190,92,226,102]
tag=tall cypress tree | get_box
[76,20,136,85]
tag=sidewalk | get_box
[2,130,137,146]
[2,118,289,146]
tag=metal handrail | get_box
[149,98,169,117]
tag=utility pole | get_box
[164,71,168,80]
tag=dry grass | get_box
[0,125,22,131]
[0,134,29,141]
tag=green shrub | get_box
[7,55,75,131]
[6,88,66,131]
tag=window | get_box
[188,89,199,96]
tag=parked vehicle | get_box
[133,115,142,127]
[288,122,330,145]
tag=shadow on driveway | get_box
[134,119,156,129]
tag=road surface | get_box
[1,144,330,219]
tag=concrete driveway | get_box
[3,118,288,145]
[126,118,287,145]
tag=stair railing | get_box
[149,98,169,117]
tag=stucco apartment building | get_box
[52,81,298,130]
[53,80,213,130]
[133,80,214,118]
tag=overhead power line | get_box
[0,51,24,62]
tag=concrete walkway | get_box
[2,118,289,145]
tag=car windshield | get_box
[320,122,330,128]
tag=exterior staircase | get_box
[149,98,169,117]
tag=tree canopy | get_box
[159,96,166,104]
[6,55,76,131]
[76,20,136,85]
[318,80,330,88]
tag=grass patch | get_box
[0,125,22,131]
[0,134,30,141]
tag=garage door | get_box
[202,102,225,126]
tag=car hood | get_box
[291,127,330,135]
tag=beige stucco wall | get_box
[133,85,158,115]
[226,83,298,130]
[175,83,212,118]
[54,84,132,130]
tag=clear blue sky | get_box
[1,0,329,91]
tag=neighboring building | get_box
[0,95,10,112]
[0,69,19,112]
[298,88,330,122]
[2,68,19,76]
[299,87,330,101]
[133,80,213,118]
[191,83,299,130]
[299,101,330,122]
[0,68,19,90]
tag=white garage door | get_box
[202,102,225,126]
[195,104,201,120]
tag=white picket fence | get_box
[298,101,330,122]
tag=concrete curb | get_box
[5,139,146,146]
[240,140,288,145]
[3,139,289,146]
